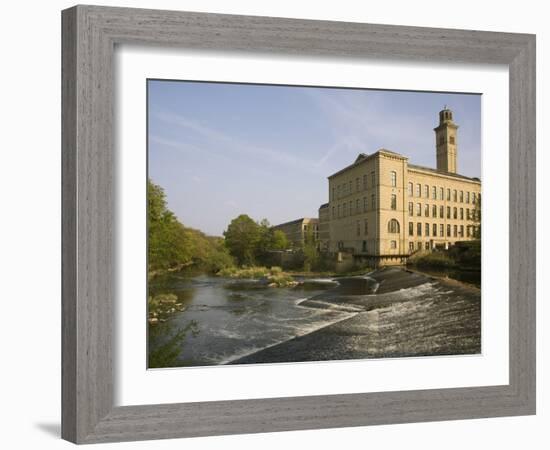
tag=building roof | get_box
[408,163,481,183]
[319,203,329,209]
[328,149,407,179]
[272,217,319,228]
[328,150,481,183]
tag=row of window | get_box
[408,222,479,238]
[331,172,377,200]
[408,182,480,205]
[331,196,480,221]
[410,241,432,251]
[407,202,480,221]
[353,218,401,237]
[332,195,377,219]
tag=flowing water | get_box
[149,274,353,366]
[148,269,481,367]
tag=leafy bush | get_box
[408,252,457,269]
[216,266,297,287]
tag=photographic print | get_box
[147,81,482,369]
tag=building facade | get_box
[318,203,330,252]
[324,108,481,267]
[272,217,319,249]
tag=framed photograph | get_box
[62,5,536,444]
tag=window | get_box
[355,199,360,215]
[417,223,422,236]
[440,205,444,218]
[460,191,464,203]
[356,178,360,192]
[371,194,376,209]
[466,191,470,203]
[425,223,430,236]
[343,202,347,217]
[371,171,375,187]
[388,219,400,233]
[432,205,437,217]
[362,240,367,252]
[439,136,445,145]
[453,225,458,237]
[416,183,421,197]
[425,242,430,250]
[363,174,367,190]
[363,197,368,212]
[424,185,429,198]
[332,207,335,219]
[472,193,477,204]
[432,186,437,199]
[453,190,457,202]
[409,222,414,236]
[447,224,451,237]
[364,220,368,235]
[390,240,397,249]
[450,136,455,145]
[331,187,335,200]
[447,206,451,219]
[417,242,422,250]
[391,194,397,210]
[408,202,414,216]
[424,204,430,217]
[447,188,451,201]
[440,224,444,237]
[356,220,361,236]
[349,181,352,193]
[416,203,422,216]
[453,207,457,219]
[467,226,471,237]
[391,171,397,187]
[433,223,437,236]
[408,182,413,196]
[460,225,464,237]
[460,208,464,220]
[439,187,444,200]
[337,204,341,218]
[409,242,414,251]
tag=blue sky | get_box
[148,80,481,236]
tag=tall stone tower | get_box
[434,107,458,173]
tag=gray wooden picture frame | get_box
[61,4,536,444]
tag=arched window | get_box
[388,219,400,234]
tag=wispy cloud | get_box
[153,111,320,173]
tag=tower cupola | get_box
[434,107,458,173]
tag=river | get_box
[148,267,481,368]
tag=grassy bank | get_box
[217,266,298,287]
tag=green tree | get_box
[223,214,262,266]
[147,179,234,275]
[302,228,318,272]
[472,194,482,239]
[148,180,193,272]
[270,230,289,250]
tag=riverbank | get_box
[228,267,481,364]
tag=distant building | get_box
[325,108,481,267]
[272,217,319,249]
[318,203,330,252]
